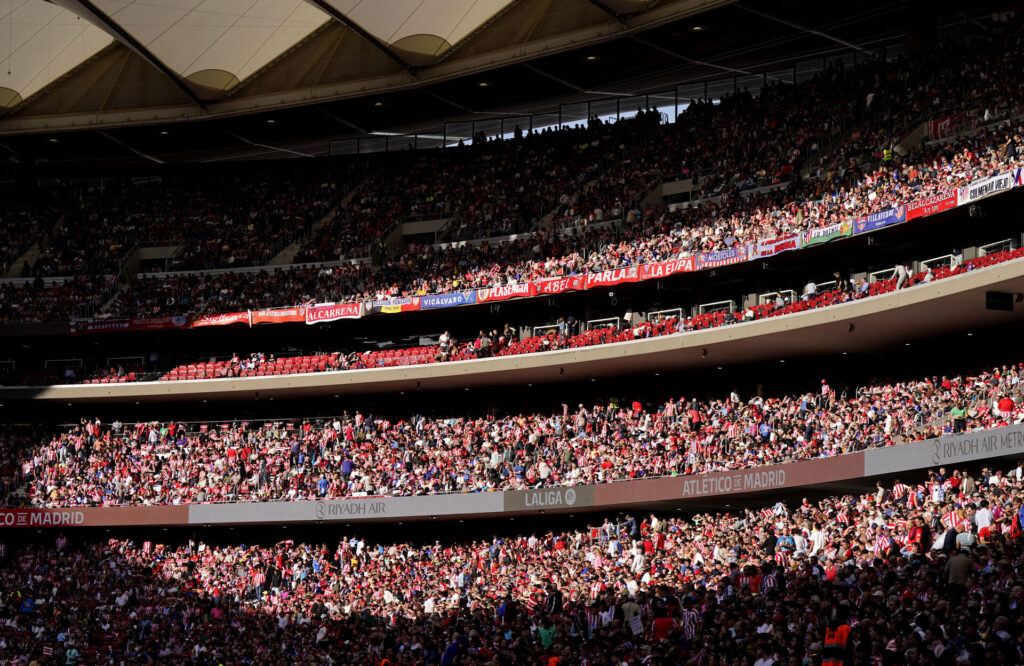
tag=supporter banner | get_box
[864,424,1024,475]
[755,233,801,258]
[130,315,189,332]
[853,205,906,235]
[477,283,536,303]
[1015,167,1023,188]
[503,485,595,512]
[694,245,749,269]
[533,276,588,295]
[958,171,1015,206]
[250,307,306,325]
[639,256,694,280]
[70,315,188,335]
[70,319,130,335]
[420,291,477,310]
[369,297,420,315]
[927,112,967,141]
[801,221,852,247]
[906,192,958,220]
[0,506,188,528]
[584,266,642,289]
[305,302,362,325]
[190,312,251,328]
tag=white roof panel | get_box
[0,0,113,104]
[90,0,329,87]
[328,0,514,50]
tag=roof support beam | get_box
[433,0,528,67]
[629,35,754,76]
[304,0,417,73]
[735,5,873,54]
[69,0,207,108]
[587,0,629,24]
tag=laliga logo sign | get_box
[523,488,577,508]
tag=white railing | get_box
[758,290,796,305]
[920,254,955,269]
[980,239,1013,256]
[697,300,735,314]
[586,317,621,331]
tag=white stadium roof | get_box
[0,0,727,131]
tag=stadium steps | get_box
[267,176,370,265]
[534,177,597,232]
[800,125,858,178]
[5,243,40,278]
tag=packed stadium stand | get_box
[5,0,1024,664]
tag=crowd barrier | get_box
[4,424,1023,529]
[66,168,1022,336]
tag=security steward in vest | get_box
[822,604,853,666]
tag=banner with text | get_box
[420,291,477,310]
[250,307,306,325]
[477,283,536,303]
[71,315,189,335]
[304,302,362,325]
[927,112,968,141]
[639,256,694,280]
[906,192,958,220]
[585,266,643,289]
[958,171,1015,206]
[865,424,1024,475]
[694,245,749,269]
[0,506,188,528]
[755,233,801,258]
[801,221,852,247]
[533,276,588,296]
[368,297,420,315]
[190,312,251,328]
[853,205,906,235]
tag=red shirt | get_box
[652,617,677,640]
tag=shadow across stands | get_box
[3,467,1024,664]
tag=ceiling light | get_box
[266,119,276,124]
[159,131,168,135]
[585,55,600,61]
[690,25,705,32]
[374,101,384,107]
[48,138,58,143]
[478,82,490,88]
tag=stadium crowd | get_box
[3,468,1024,664]
[10,354,1024,507]
[0,275,117,325]
[0,22,1022,323]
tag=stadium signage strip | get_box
[68,174,1024,334]
[863,424,1024,475]
[9,426,1024,529]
